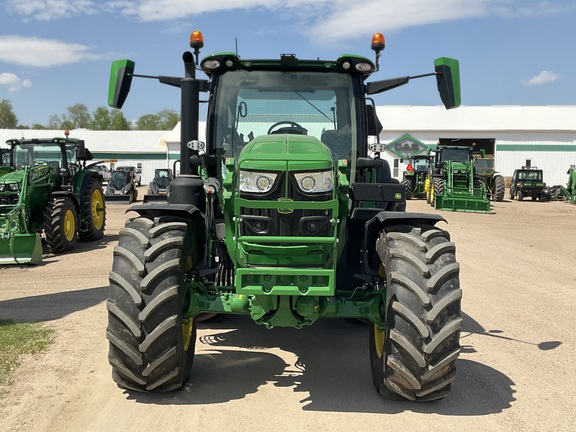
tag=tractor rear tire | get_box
[402,177,413,200]
[370,224,462,401]
[432,178,443,207]
[493,175,505,202]
[79,178,106,241]
[106,216,197,392]
[44,197,78,253]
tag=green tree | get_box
[31,123,47,130]
[0,99,18,129]
[47,114,63,129]
[90,106,112,130]
[66,103,91,129]
[135,113,160,130]
[110,109,131,130]
[157,108,180,130]
[135,109,179,130]
[90,106,131,130]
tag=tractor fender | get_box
[51,190,81,214]
[361,211,447,276]
[126,203,209,269]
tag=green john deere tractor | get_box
[105,31,463,401]
[427,145,490,212]
[401,154,430,199]
[473,156,505,202]
[0,135,106,264]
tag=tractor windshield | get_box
[518,170,543,181]
[439,147,470,164]
[212,70,357,161]
[11,143,65,170]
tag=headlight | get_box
[294,170,333,193]
[0,183,19,192]
[239,171,278,193]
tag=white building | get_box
[2,105,575,186]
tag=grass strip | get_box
[0,319,54,387]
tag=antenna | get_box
[235,37,238,55]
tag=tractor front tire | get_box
[432,178,443,207]
[494,175,505,202]
[370,224,462,401]
[44,197,78,253]
[402,177,413,200]
[79,178,106,241]
[106,216,197,392]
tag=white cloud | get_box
[0,36,99,67]
[0,73,32,91]
[522,70,559,86]
[4,0,576,41]
[4,0,99,21]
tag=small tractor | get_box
[0,134,106,264]
[401,154,430,199]
[105,169,138,204]
[106,30,463,401]
[426,144,490,212]
[510,166,548,201]
[473,155,505,202]
[143,168,173,203]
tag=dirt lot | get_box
[1,192,575,432]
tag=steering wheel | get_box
[267,121,308,135]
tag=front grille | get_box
[239,171,333,238]
[0,194,19,205]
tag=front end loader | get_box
[105,31,464,401]
[0,135,106,264]
[427,145,490,212]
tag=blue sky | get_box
[1,0,575,127]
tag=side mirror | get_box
[76,140,87,160]
[434,57,461,109]
[108,59,135,109]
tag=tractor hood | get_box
[448,161,468,171]
[238,134,334,171]
[0,169,24,185]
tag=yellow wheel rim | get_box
[182,318,194,351]
[91,189,105,230]
[374,324,385,359]
[64,209,76,241]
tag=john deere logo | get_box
[395,193,402,200]
[277,197,293,214]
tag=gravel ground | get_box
[1,192,575,432]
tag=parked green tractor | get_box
[401,154,430,199]
[106,31,463,401]
[473,156,505,202]
[0,135,106,264]
[426,145,490,212]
